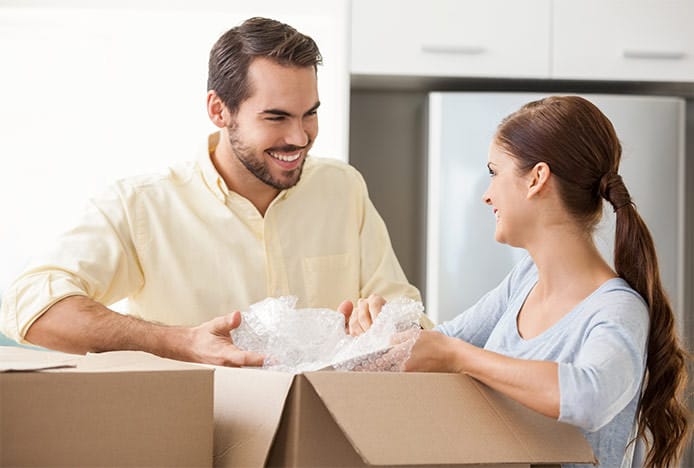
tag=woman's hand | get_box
[397,329,462,373]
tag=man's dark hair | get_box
[207,17,322,114]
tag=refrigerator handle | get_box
[421,44,487,55]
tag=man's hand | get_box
[188,311,265,367]
[337,294,386,336]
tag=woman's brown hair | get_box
[495,95,690,467]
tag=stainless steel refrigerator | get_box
[426,92,685,334]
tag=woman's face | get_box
[481,142,534,247]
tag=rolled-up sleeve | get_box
[0,185,144,342]
[558,301,648,432]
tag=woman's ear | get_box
[527,162,551,199]
[207,90,228,129]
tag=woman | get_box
[404,96,689,467]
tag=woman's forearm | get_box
[451,340,560,419]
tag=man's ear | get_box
[527,162,551,199]
[207,90,229,129]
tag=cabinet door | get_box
[553,0,694,81]
[351,0,551,78]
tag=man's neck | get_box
[210,135,280,216]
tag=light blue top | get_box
[436,255,649,468]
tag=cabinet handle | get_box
[421,44,486,55]
[622,49,686,60]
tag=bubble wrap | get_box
[231,296,423,373]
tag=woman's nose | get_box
[482,189,492,205]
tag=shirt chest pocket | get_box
[302,253,359,310]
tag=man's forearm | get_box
[24,295,193,360]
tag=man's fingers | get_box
[367,294,386,318]
[228,310,242,330]
[337,300,354,326]
[357,298,372,333]
[212,311,242,336]
[216,348,265,368]
[348,308,359,335]
[349,318,365,336]
[235,350,265,367]
[347,295,387,336]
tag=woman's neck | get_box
[526,226,617,300]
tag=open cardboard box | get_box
[1,347,598,467]
[213,367,597,467]
[1,347,214,467]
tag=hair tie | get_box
[599,172,632,212]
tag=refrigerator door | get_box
[427,92,684,326]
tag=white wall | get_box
[0,1,350,294]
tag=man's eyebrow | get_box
[306,101,321,114]
[260,108,291,117]
[259,101,321,117]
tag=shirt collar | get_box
[198,131,229,202]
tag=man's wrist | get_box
[145,324,195,363]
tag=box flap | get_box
[213,367,295,468]
[266,374,370,467]
[0,346,80,372]
[0,348,214,374]
[474,378,598,465]
[305,372,596,466]
[77,350,208,372]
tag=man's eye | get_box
[266,116,285,122]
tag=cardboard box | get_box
[1,347,214,467]
[213,368,597,467]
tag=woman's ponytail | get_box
[604,174,690,468]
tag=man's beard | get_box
[228,124,308,190]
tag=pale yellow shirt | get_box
[1,134,420,342]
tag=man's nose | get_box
[286,121,309,147]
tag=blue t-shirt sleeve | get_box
[558,289,649,432]
[435,256,534,347]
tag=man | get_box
[0,17,420,366]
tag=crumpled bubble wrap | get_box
[231,296,423,373]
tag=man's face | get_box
[227,57,319,190]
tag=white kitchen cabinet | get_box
[553,0,694,82]
[351,0,551,78]
[351,0,694,83]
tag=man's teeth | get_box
[269,151,301,162]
